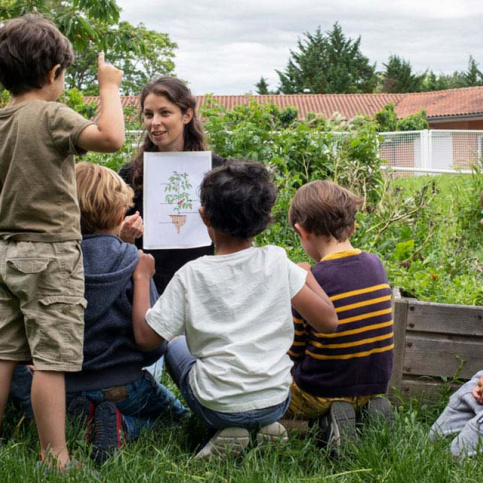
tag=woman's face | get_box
[143,93,193,152]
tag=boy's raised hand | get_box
[97,52,123,89]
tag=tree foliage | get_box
[255,77,270,95]
[422,56,483,91]
[374,103,429,132]
[382,55,426,93]
[65,22,177,95]
[276,23,377,94]
[0,0,177,95]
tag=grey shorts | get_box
[0,240,86,372]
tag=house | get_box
[84,85,483,130]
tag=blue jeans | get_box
[9,365,34,419]
[165,336,290,431]
[67,370,189,441]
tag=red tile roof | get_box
[395,86,483,119]
[83,86,483,121]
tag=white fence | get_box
[379,130,483,174]
[127,129,483,175]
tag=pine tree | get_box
[276,23,377,94]
[382,55,425,93]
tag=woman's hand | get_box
[120,211,144,244]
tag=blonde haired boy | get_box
[66,163,188,465]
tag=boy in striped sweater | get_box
[284,180,394,453]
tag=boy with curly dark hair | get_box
[131,161,338,460]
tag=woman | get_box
[119,76,225,295]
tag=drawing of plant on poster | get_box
[164,171,193,234]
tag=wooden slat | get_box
[387,295,408,393]
[402,334,483,379]
[406,301,483,336]
[391,378,461,402]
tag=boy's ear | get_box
[47,64,62,84]
[294,223,310,241]
[116,207,126,228]
[199,206,211,228]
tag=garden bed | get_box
[389,287,483,400]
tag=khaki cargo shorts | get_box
[0,240,86,372]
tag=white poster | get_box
[143,151,212,249]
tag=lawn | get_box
[1,173,482,482]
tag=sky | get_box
[116,0,483,95]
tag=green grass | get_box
[2,174,483,481]
[1,395,482,482]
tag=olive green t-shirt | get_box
[0,100,92,241]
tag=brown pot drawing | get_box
[169,214,187,234]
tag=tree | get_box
[0,0,121,51]
[0,0,177,95]
[381,55,425,93]
[276,23,377,94]
[422,56,483,91]
[462,56,483,87]
[255,77,270,95]
[66,22,177,95]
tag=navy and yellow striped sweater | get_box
[290,249,393,398]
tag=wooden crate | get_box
[388,288,483,400]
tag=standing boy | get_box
[285,180,394,453]
[0,14,124,469]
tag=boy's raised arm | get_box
[132,250,165,351]
[77,52,125,153]
[291,266,338,334]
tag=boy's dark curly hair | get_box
[0,14,73,96]
[200,161,277,239]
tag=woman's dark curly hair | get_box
[127,76,206,193]
[200,161,277,239]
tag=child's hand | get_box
[120,211,144,244]
[133,250,155,281]
[298,262,311,271]
[472,374,483,404]
[97,52,123,89]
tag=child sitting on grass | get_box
[283,180,394,455]
[66,163,188,465]
[429,371,483,458]
[131,161,338,460]
[0,14,124,470]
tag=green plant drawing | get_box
[164,171,193,215]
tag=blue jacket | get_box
[65,234,164,392]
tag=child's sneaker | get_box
[365,397,393,427]
[194,427,250,460]
[256,422,289,444]
[91,401,124,465]
[315,402,357,456]
[67,397,96,441]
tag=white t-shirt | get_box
[146,245,307,413]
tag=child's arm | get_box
[291,266,338,334]
[132,250,165,351]
[77,52,125,153]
